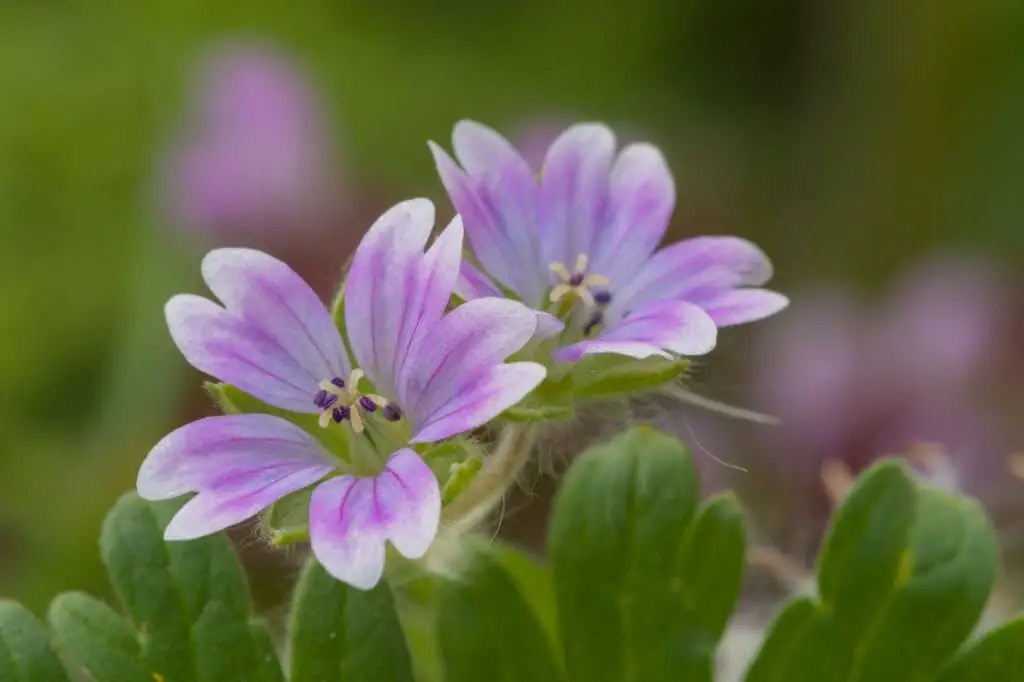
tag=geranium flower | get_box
[160,43,341,240]
[137,199,546,588]
[429,121,788,363]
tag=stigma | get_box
[313,369,395,433]
[549,253,610,308]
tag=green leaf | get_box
[48,591,150,682]
[745,460,1003,682]
[205,381,351,456]
[849,486,999,680]
[493,545,561,656]
[569,355,690,400]
[264,489,312,546]
[935,617,1024,682]
[815,460,917,637]
[0,600,70,682]
[502,399,576,422]
[100,492,281,682]
[743,597,817,682]
[551,426,738,682]
[437,542,562,682]
[289,559,414,682]
[674,493,747,681]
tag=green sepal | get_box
[264,488,312,546]
[288,559,415,682]
[569,354,691,400]
[441,455,484,506]
[0,600,70,682]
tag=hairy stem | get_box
[441,425,531,531]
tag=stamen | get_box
[583,312,603,336]
[574,253,589,273]
[383,404,402,422]
[330,377,345,389]
[332,406,349,423]
[548,252,610,311]
[594,290,612,306]
[359,396,377,412]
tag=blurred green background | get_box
[1,0,1022,613]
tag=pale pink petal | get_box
[702,289,790,327]
[401,298,540,426]
[137,414,336,540]
[165,294,319,411]
[590,142,675,286]
[614,236,774,316]
[410,363,547,444]
[201,248,348,382]
[539,123,617,272]
[556,300,717,362]
[309,449,440,590]
[454,260,503,300]
[344,200,462,398]
[434,122,546,304]
[534,311,565,341]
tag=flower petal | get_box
[556,300,717,362]
[137,414,336,540]
[166,294,320,411]
[201,248,348,381]
[454,260,503,300]
[539,123,616,270]
[433,122,546,304]
[613,236,774,315]
[590,142,675,285]
[309,449,440,589]
[345,200,461,398]
[400,298,540,426]
[702,289,790,327]
[410,363,546,444]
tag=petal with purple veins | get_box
[137,414,336,540]
[555,300,717,362]
[166,294,321,411]
[433,122,546,304]
[539,123,616,270]
[400,298,540,428]
[590,142,675,285]
[701,289,790,327]
[309,449,440,590]
[410,363,546,444]
[454,260,503,300]
[201,248,348,382]
[614,236,774,314]
[344,199,461,399]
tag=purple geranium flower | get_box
[136,199,546,588]
[429,120,788,363]
[160,43,342,240]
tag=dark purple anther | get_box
[332,406,350,423]
[382,404,402,422]
[583,312,603,337]
[330,377,345,388]
[314,390,338,409]
[569,273,585,287]
[359,396,377,412]
[594,290,612,306]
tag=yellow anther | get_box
[549,252,609,308]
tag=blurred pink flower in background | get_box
[158,42,345,243]
[750,253,1011,494]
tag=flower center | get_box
[313,368,402,433]
[549,253,610,309]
